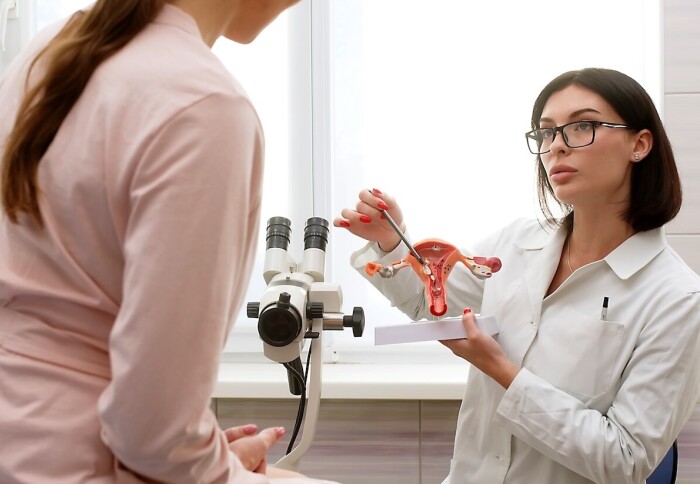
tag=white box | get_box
[374,315,499,345]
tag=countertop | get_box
[214,361,469,400]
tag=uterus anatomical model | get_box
[365,239,502,317]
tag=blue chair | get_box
[647,440,678,484]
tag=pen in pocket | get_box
[601,297,609,321]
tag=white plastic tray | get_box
[374,315,499,345]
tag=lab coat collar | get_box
[604,227,666,280]
[514,222,667,281]
[515,221,567,321]
[513,220,559,251]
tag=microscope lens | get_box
[304,217,329,251]
[258,306,302,347]
[266,216,292,250]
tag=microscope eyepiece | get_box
[304,217,329,251]
[266,216,292,250]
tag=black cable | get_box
[283,340,314,454]
[283,362,304,454]
[283,345,308,454]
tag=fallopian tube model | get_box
[365,239,502,317]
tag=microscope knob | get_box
[278,292,292,308]
[306,301,324,320]
[343,307,365,337]
[247,302,260,318]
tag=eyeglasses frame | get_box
[525,120,632,155]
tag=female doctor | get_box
[0,0,338,482]
[335,68,700,483]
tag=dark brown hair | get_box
[1,0,165,226]
[532,68,682,232]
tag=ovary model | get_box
[365,239,502,317]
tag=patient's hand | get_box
[225,424,285,474]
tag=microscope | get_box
[247,216,364,470]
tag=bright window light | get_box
[325,0,661,356]
[35,0,94,31]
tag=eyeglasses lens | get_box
[528,122,595,154]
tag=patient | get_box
[0,0,338,482]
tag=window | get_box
[35,0,94,31]
[26,1,663,363]
[324,0,661,359]
[225,0,662,362]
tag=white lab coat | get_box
[351,218,700,484]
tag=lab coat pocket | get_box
[534,316,625,399]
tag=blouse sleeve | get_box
[96,91,267,483]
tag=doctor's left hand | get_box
[440,309,520,389]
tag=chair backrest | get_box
[646,440,678,484]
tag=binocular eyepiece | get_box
[266,216,329,252]
[265,216,292,250]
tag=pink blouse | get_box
[0,5,335,484]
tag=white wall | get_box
[665,0,700,274]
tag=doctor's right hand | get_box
[333,188,406,252]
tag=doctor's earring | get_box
[634,153,640,161]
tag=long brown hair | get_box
[1,0,166,226]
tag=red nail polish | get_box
[378,201,389,210]
[360,215,371,223]
[380,214,385,220]
[372,188,382,194]
[339,221,350,227]
[463,308,472,314]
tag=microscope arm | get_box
[274,316,323,471]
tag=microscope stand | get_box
[274,316,324,471]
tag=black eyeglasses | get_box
[525,120,632,155]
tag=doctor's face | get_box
[538,85,640,209]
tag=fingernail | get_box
[276,427,285,436]
[339,220,350,227]
[372,188,382,194]
[463,308,472,314]
[378,201,389,210]
[380,213,385,220]
[359,215,371,223]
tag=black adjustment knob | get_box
[343,307,365,337]
[306,301,324,320]
[247,302,260,318]
[278,292,291,308]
